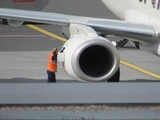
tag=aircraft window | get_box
[144,0,146,3]
[152,0,156,8]
[157,0,160,9]
[139,0,147,4]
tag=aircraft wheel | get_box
[2,19,8,25]
[107,67,120,82]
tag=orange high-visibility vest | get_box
[47,52,57,72]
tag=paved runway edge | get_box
[0,109,160,120]
[0,83,160,104]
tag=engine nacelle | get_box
[7,19,24,27]
[58,35,120,82]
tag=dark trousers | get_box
[47,70,56,83]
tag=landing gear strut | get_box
[115,39,129,49]
[2,19,8,25]
[99,34,128,82]
[107,67,120,82]
[99,34,129,48]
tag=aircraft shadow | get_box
[0,78,159,83]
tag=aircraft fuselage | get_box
[102,0,160,24]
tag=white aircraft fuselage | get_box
[102,0,160,27]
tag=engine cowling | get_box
[7,19,24,27]
[58,35,120,82]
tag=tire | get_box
[107,67,120,82]
[2,19,8,25]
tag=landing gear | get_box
[107,67,120,82]
[98,34,127,82]
[116,39,129,49]
[99,34,129,49]
[107,39,128,82]
[111,39,129,48]
[106,39,128,82]
[2,19,8,25]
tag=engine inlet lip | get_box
[71,39,119,82]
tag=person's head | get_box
[53,48,58,54]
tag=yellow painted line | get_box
[26,24,160,79]
[26,24,67,42]
[121,60,160,79]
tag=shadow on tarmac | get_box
[0,78,159,83]
[0,78,81,83]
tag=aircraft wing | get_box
[0,8,157,42]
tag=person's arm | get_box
[52,53,57,60]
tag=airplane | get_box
[0,0,159,82]
[0,0,50,24]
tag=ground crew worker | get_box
[47,48,58,83]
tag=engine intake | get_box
[58,23,120,82]
[79,45,113,77]
[59,36,120,82]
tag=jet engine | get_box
[7,19,24,27]
[58,35,120,82]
